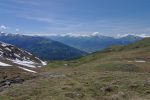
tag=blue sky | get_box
[0,0,150,36]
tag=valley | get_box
[1,0,150,99]
[48,34,142,53]
[0,32,87,60]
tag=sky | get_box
[0,0,150,36]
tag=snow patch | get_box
[135,60,146,63]
[13,59,36,68]
[35,57,47,66]
[0,61,12,66]
[24,50,33,56]
[18,66,37,73]
[5,47,12,52]
[0,51,3,56]
[128,60,146,63]
[0,42,12,47]
[41,61,47,66]
[14,53,20,58]
[127,61,132,62]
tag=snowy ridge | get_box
[115,34,150,39]
[0,61,12,66]
[45,32,149,38]
[0,41,47,73]
[1,31,149,39]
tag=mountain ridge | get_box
[0,41,46,73]
[48,34,143,52]
[0,32,87,60]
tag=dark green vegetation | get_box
[0,33,87,60]
[0,38,150,100]
[49,35,142,52]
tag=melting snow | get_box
[14,53,20,58]
[1,42,11,47]
[127,61,132,62]
[135,60,146,63]
[128,60,146,63]
[13,59,36,68]
[5,47,12,52]
[23,50,33,56]
[0,41,46,73]
[0,51,3,56]
[41,61,47,66]
[18,66,37,73]
[35,57,47,66]
[0,61,12,66]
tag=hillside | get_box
[0,41,47,92]
[0,38,150,100]
[49,35,142,52]
[70,37,150,70]
[0,32,87,60]
[45,37,150,72]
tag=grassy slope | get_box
[0,38,150,100]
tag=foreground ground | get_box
[1,70,150,100]
[0,38,150,100]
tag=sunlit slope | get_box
[46,37,150,72]
[73,37,150,72]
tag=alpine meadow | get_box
[0,0,150,100]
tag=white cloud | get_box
[0,25,7,30]
[29,32,104,37]
[15,28,20,34]
[15,28,20,31]
[22,16,54,23]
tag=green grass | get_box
[0,38,150,100]
[1,71,150,100]
[96,62,139,72]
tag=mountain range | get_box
[0,32,144,61]
[0,32,87,60]
[48,34,143,52]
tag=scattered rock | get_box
[0,77,24,92]
[110,92,126,100]
[61,87,69,90]
[144,90,150,94]
[101,85,115,93]
[40,72,65,78]
[129,84,139,89]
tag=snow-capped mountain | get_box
[0,41,46,73]
[48,34,143,52]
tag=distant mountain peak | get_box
[49,33,143,53]
[47,33,149,39]
[0,31,21,37]
[115,34,149,39]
